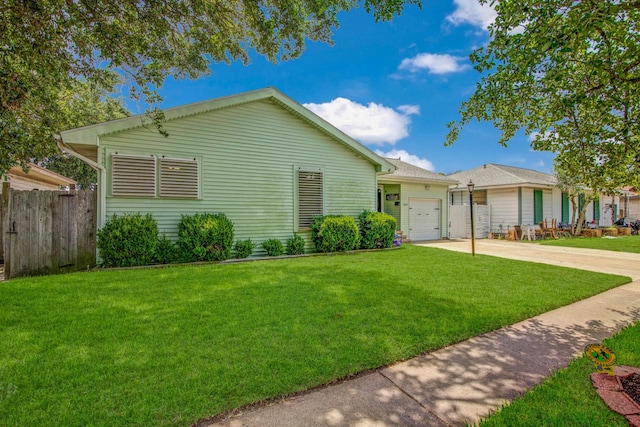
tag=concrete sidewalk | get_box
[205,240,640,427]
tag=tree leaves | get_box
[447,0,640,191]
[1,0,421,178]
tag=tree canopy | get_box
[2,0,420,178]
[37,80,130,189]
[446,0,640,191]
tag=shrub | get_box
[97,213,158,267]
[286,234,306,255]
[358,210,397,249]
[310,215,360,253]
[234,239,256,259]
[177,213,234,262]
[154,233,180,264]
[262,238,284,256]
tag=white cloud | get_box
[446,0,497,30]
[375,149,435,172]
[397,104,421,115]
[303,98,419,145]
[398,53,469,74]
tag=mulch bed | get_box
[622,373,640,406]
[591,366,640,427]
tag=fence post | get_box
[2,182,11,279]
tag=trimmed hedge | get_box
[262,238,284,256]
[358,210,397,249]
[97,213,158,267]
[154,233,180,264]
[234,239,256,259]
[286,234,306,255]
[177,213,235,261]
[310,215,360,253]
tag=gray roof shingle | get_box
[382,158,459,184]
[447,164,557,189]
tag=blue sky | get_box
[124,0,556,175]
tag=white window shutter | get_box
[159,158,199,198]
[298,169,323,229]
[111,154,156,197]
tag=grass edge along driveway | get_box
[0,245,631,427]
[540,234,640,253]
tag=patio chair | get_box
[514,225,523,240]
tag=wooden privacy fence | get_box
[1,182,97,279]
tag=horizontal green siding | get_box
[99,100,377,254]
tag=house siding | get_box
[2,176,63,192]
[99,100,377,252]
[487,188,519,230]
[521,188,535,225]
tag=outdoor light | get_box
[468,180,476,256]
[467,180,475,194]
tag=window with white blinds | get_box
[159,157,199,198]
[297,169,323,229]
[111,154,156,197]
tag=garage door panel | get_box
[409,198,441,240]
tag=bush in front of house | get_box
[97,212,158,267]
[310,215,360,253]
[154,233,180,264]
[234,239,256,259]
[358,210,397,249]
[286,234,306,255]
[262,238,284,256]
[177,213,235,261]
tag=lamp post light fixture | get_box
[467,180,476,256]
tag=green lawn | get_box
[0,245,631,426]
[479,321,640,426]
[540,234,640,253]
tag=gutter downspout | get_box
[55,134,107,233]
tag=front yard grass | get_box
[0,245,631,426]
[540,234,640,253]
[479,321,640,426]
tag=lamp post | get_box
[467,180,476,256]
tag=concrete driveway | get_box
[416,239,640,280]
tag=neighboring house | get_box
[378,158,458,241]
[447,164,619,235]
[1,163,76,192]
[622,187,640,220]
[59,87,397,254]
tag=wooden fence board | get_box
[2,187,96,279]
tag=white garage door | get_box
[409,198,441,241]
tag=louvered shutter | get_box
[297,169,323,229]
[111,154,156,197]
[159,158,199,198]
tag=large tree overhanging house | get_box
[447,164,622,237]
[58,87,454,255]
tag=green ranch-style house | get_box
[59,88,455,255]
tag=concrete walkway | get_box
[205,240,640,427]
